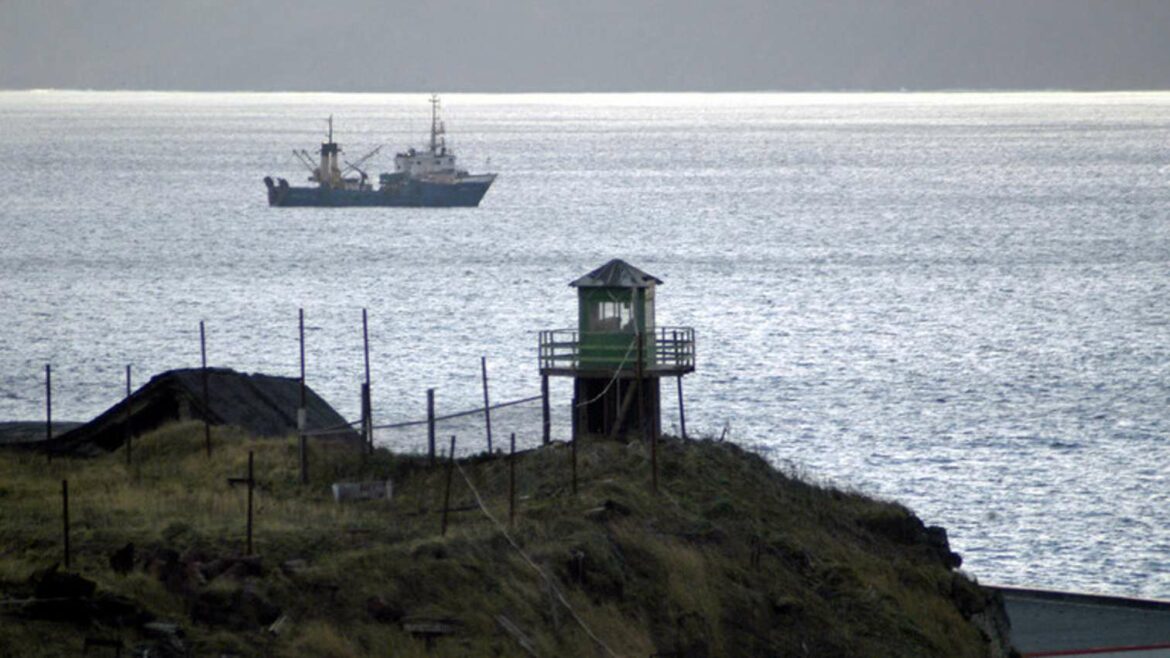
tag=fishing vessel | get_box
[264,96,496,208]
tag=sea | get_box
[1,90,1168,599]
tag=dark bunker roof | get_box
[570,259,663,289]
[47,368,358,455]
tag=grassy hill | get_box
[0,423,1012,656]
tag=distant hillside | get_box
[0,423,1013,656]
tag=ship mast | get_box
[318,114,341,188]
[429,94,446,154]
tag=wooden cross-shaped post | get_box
[227,451,255,555]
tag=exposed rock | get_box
[109,542,135,575]
[29,565,96,601]
[202,555,264,583]
[926,525,963,569]
[190,583,281,631]
[858,510,964,569]
[366,595,406,623]
[950,576,1016,657]
[21,566,150,627]
[143,547,191,595]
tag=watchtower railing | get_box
[538,326,695,375]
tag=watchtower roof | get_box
[570,259,663,289]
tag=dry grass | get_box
[0,423,997,657]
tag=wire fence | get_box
[372,395,556,458]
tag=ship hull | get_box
[264,176,494,208]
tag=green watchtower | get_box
[539,259,695,438]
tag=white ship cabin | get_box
[394,147,460,177]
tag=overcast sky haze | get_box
[2,0,1169,92]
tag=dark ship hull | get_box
[264,176,493,208]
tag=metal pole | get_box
[125,365,133,464]
[541,375,550,445]
[481,356,493,454]
[362,308,373,453]
[427,388,436,465]
[441,435,456,536]
[509,432,516,528]
[200,321,211,458]
[61,479,70,569]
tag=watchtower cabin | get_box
[539,259,695,439]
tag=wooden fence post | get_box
[62,479,70,569]
[247,452,254,555]
[441,436,456,536]
[45,364,52,463]
[509,432,516,528]
[298,309,308,485]
[125,365,133,464]
[228,451,256,555]
[361,383,371,454]
[481,356,493,454]
[541,375,550,445]
[200,321,211,458]
[427,389,436,465]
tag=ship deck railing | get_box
[538,326,695,377]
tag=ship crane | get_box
[341,145,383,178]
[293,149,320,181]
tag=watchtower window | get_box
[588,299,634,333]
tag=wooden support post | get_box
[441,436,456,536]
[427,388,436,465]
[200,321,211,458]
[609,379,638,440]
[228,451,256,556]
[677,375,687,440]
[362,308,373,454]
[509,432,516,528]
[61,479,70,569]
[541,375,550,445]
[298,309,307,485]
[481,356,493,454]
[571,397,578,496]
[570,387,578,441]
[125,365,133,464]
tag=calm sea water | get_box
[1,90,1168,598]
